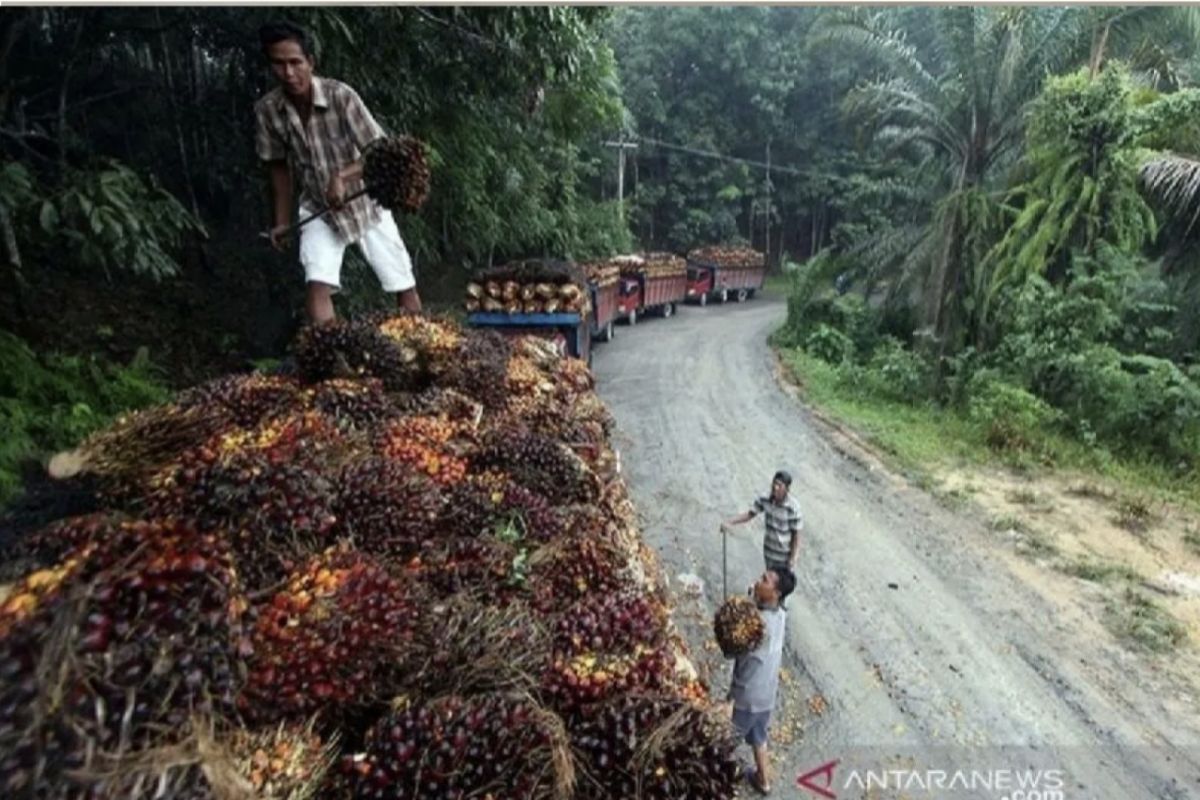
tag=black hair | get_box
[259,21,314,59]
[772,470,792,487]
[769,566,797,601]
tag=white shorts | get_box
[299,205,415,293]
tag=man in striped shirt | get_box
[723,470,803,571]
[255,21,421,324]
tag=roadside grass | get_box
[761,273,794,299]
[778,347,1200,514]
[1104,589,1188,653]
[1184,527,1200,556]
[1056,558,1141,584]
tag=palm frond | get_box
[1139,152,1200,235]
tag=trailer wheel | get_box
[720,289,729,303]
[747,289,756,299]
[598,320,613,342]
[628,309,637,326]
[699,293,707,307]
[662,302,674,318]
[736,289,748,303]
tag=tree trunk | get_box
[157,10,201,221]
[1089,21,1111,79]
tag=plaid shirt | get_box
[751,493,802,567]
[255,76,386,243]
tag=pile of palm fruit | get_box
[464,259,592,315]
[613,252,686,280]
[0,312,742,799]
[686,245,764,270]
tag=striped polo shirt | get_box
[751,493,802,567]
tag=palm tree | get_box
[815,7,1075,351]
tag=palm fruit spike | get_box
[361,135,431,213]
[0,520,246,797]
[239,546,423,725]
[333,455,444,559]
[144,447,338,590]
[714,594,765,657]
[177,373,305,428]
[292,319,428,392]
[350,693,573,800]
[471,428,597,504]
[307,377,400,431]
[570,695,741,800]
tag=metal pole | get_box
[721,524,728,598]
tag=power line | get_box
[636,136,816,178]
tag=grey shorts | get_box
[732,708,771,747]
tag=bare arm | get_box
[721,510,755,534]
[267,161,293,252]
[325,160,364,209]
[787,529,800,567]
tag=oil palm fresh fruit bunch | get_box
[376,415,470,487]
[570,694,740,800]
[0,520,246,797]
[306,377,400,432]
[293,319,428,392]
[713,595,765,657]
[472,428,595,504]
[178,373,305,428]
[333,456,444,559]
[362,135,431,213]
[240,547,422,725]
[347,693,572,799]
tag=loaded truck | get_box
[684,261,765,305]
[616,270,687,325]
[589,279,620,342]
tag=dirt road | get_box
[593,297,1200,800]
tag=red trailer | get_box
[589,280,620,342]
[685,263,765,305]
[616,273,687,325]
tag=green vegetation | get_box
[1058,559,1141,584]
[0,332,169,505]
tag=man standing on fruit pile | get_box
[722,470,803,573]
[728,566,795,795]
[254,21,422,325]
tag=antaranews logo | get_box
[796,760,1067,800]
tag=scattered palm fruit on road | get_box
[714,594,766,657]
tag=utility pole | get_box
[604,137,639,211]
[764,139,772,268]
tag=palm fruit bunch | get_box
[435,327,512,409]
[178,373,305,428]
[408,599,549,696]
[0,519,246,796]
[166,408,345,475]
[52,401,237,502]
[293,319,428,392]
[240,547,422,724]
[394,386,483,425]
[472,428,596,504]
[362,135,431,213]
[333,456,443,558]
[227,719,338,799]
[554,590,669,658]
[569,695,741,800]
[442,473,564,543]
[8,510,127,572]
[376,414,470,486]
[542,642,674,713]
[528,532,633,614]
[686,244,764,270]
[414,534,518,598]
[504,352,554,398]
[465,259,590,315]
[144,447,338,589]
[714,595,765,657]
[580,259,620,288]
[306,377,400,432]
[347,693,573,800]
[372,312,463,370]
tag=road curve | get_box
[593,297,1200,800]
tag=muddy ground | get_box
[593,297,1200,800]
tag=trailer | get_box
[616,272,687,325]
[466,312,592,366]
[589,280,620,342]
[685,262,766,305]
